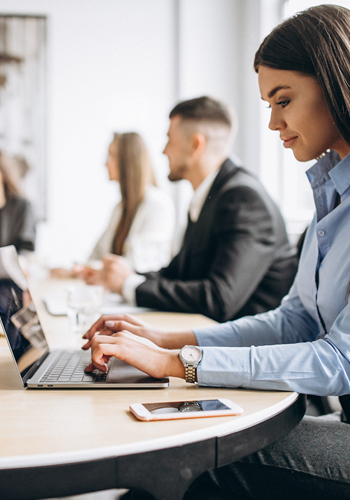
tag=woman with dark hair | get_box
[83,5,350,498]
[0,153,36,254]
[53,132,175,278]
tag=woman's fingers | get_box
[85,331,172,379]
[82,327,112,350]
[83,315,120,340]
[82,321,135,350]
[84,353,110,372]
[116,314,153,328]
[82,314,154,341]
[115,329,162,349]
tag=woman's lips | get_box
[282,136,297,148]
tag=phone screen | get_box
[143,399,231,414]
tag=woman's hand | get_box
[101,254,134,294]
[77,266,103,285]
[82,314,163,349]
[84,330,185,380]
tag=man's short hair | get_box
[169,96,232,129]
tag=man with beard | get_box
[89,96,297,322]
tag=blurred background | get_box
[0,0,348,267]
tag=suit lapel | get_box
[195,158,239,226]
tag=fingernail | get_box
[105,320,114,327]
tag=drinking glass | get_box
[67,285,103,334]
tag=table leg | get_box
[114,437,217,500]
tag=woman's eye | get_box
[266,100,289,109]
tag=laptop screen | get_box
[0,246,49,380]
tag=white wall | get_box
[0,0,179,265]
[0,0,283,265]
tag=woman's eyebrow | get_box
[267,85,291,99]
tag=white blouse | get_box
[89,185,175,273]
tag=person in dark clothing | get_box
[95,96,297,322]
[0,153,36,253]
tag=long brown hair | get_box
[0,152,20,199]
[112,132,157,255]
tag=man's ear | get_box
[191,132,206,157]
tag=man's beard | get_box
[168,163,189,182]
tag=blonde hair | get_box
[112,132,157,255]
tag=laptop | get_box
[0,245,169,389]
[42,291,152,316]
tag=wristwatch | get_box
[179,345,203,383]
[179,401,202,412]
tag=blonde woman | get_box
[53,132,175,280]
[89,132,174,272]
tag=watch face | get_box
[181,346,202,363]
[179,402,202,412]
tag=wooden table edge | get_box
[0,392,301,470]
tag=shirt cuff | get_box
[197,346,252,389]
[122,274,147,305]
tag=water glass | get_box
[67,285,103,334]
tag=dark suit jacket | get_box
[0,196,36,253]
[136,159,298,322]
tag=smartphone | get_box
[129,398,243,421]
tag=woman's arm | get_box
[83,299,350,396]
[197,301,350,396]
[82,313,197,350]
[194,279,319,348]
[83,279,316,352]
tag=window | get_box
[0,15,47,220]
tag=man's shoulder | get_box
[215,159,264,195]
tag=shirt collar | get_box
[329,153,350,196]
[306,150,350,197]
[189,168,220,223]
[306,150,340,189]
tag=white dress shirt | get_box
[188,168,220,222]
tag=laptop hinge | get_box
[22,350,51,387]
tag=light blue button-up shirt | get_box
[194,150,350,396]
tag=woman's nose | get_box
[269,109,283,131]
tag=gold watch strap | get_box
[185,365,197,384]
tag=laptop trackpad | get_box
[106,358,168,386]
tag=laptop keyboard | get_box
[39,351,108,384]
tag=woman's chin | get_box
[291,149,317,163]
